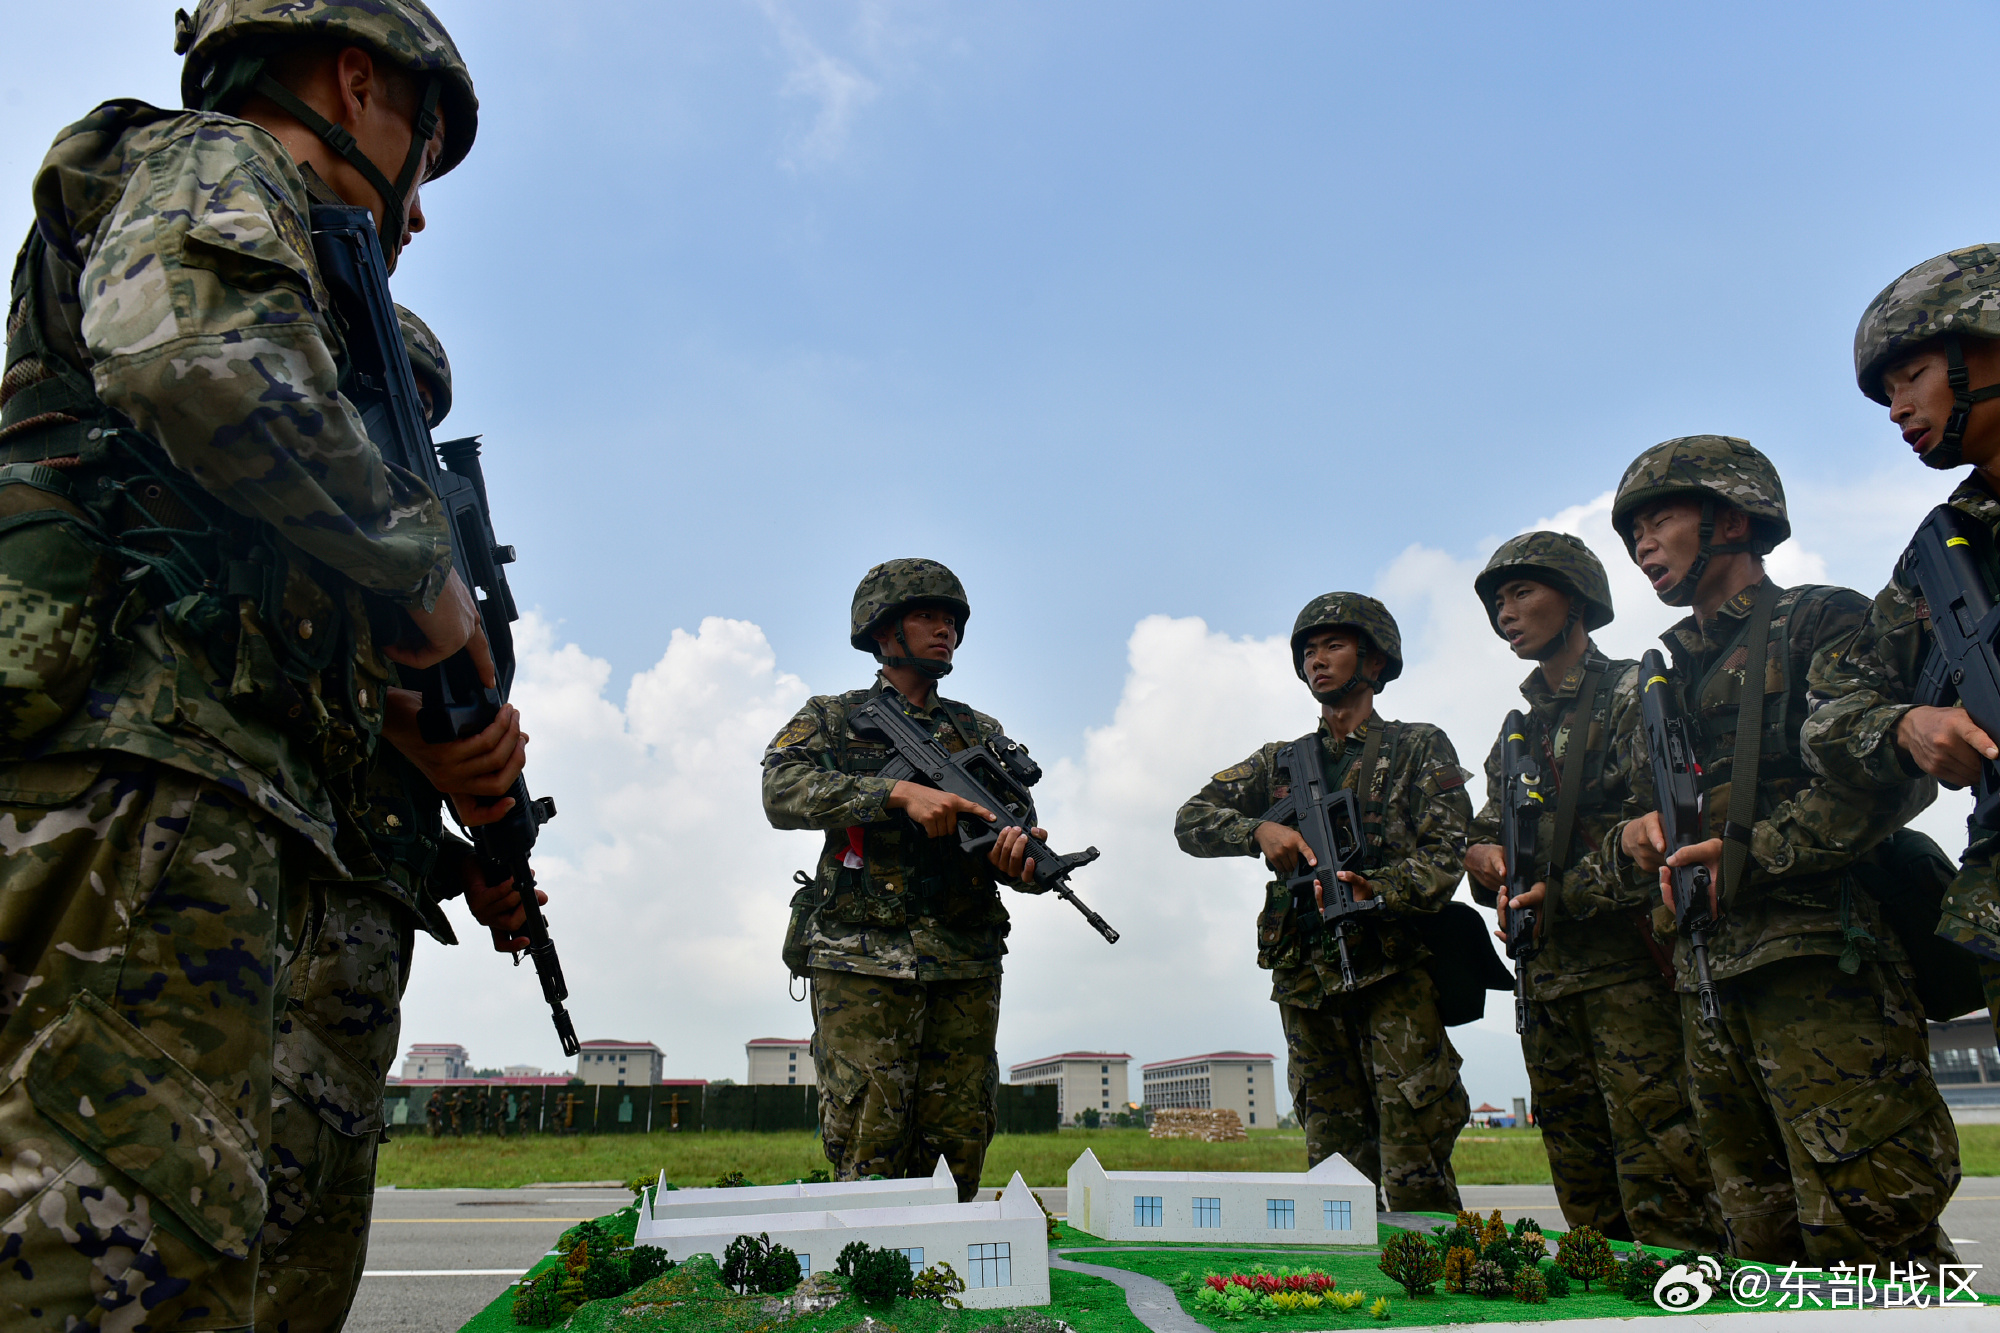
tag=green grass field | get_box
[376,1123,2000,1191]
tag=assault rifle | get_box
[1638,650,1720,1024]
[1908,504,2000,830]
[1498,710,1544,1035]
[1255,735,1376,990]
[310,204,580,1057]
[846,694,1120,943]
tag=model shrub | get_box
[1619,1251,1668,1303]
[1442,1246,1474,1294]
[1429,1223,1477,1257]
[1328,1290,1367,1312]
[713,1170,751,1188]
[722,1233,802,1295]
[628,1246,675,1288]
[1541,1262,1572,1297]
[911,1261,966,1308]
[1554,1227,1617,1292]
[847,1244,916,1306]
[1480,1209,1509,1248]
[1465,1259,1509,1298]
[1513,1264,1548,1304]
[582,1254,630,1301]
[835,1241,871,1278]
[512,1270,564,1327]
[1368,1295,1392,1320]
[1377,1232,1443,1297]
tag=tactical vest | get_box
[1528,664,1620,874]
[811,688,1009,933]
[0,225,379,774]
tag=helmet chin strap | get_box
[880,624,952,680]
[1525,603,1582,662]
[1656,498,1759,608]
[1308,668,1382,709]
[1927,336,2000,471]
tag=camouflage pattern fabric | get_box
[1473,531,1616,636]
[848,559,970,652]
[1290,592,1403,683]
[1684,956,1960,1265]
[0,758,306,1330]
[1801,474,2000,964]
[1467,646,1662,1000]
[396,304,452,428]
[255,1092,380,1333]
[764,676,1028,981]
[1610,435,1791,560]
[1279,967,1466,1211]
[1524,976,1720,1252]
[1853,243,2000,403]
[1174,710,1474,1002]
[810,969,999,1202]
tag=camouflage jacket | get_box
[1639,578,1931,986]
[1467,645,1663,1001]
[0,102,454,868]
[1174,711,1474,1005]
[763,675,1032,981]
[1801,473,2000,956]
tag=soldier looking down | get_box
[1175,594,1472,1210]
[762,559,1050,1201]
[1461,532,1720,1251]
[1608,436,1956,1266]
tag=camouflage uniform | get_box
[764,560,1031,1202]
[256,308,468,1333]
[1175,594,1472,1210]
[1466,533,1718,1249]
[1609,438,1958,1267]
[0,4,476,1325]
[1802,245,2000,1055]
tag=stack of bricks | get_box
[1147,1108,1246,1142]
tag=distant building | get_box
[400,1043,469,1081]
[577,1039,664,1086]
[747,1037,816,1086]
[1008,1052,1130,1125]
[504,1064,544,1079]
[1142,1052,1276,1128]
[1931,1014,2000,1110]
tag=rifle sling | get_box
[1721,583,1782,909]
[1544,666,1605,939]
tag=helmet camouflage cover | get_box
[1854,243,2000,405]
[396,304,451,428]
[1609,435,1790,560]
[175,0,479,179]
[849,559,970,654]
[1291,592,1402,687]
[1473,531,1614,638]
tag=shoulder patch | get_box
[1212,762,1256,784]
[773,716,817,749]
[1432,765,1469,792]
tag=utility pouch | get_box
[782,869,818,978]
[1851,827,1987,1021]
[0,464,120,742]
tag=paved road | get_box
[345,1178,2000,1330]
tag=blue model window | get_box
[1324,1200,1352,1231]
[1267,1199,1295,1229]
[1134,1196,1163,1227]
[1193,1197,1221,1228]
[897,1248,924,1273]
[968,1242,1012,1288]
[797,1254,811,1277]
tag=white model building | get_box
[1067,1147,1376,1245]
[637,1156,958,1229]
[634,1171,1049,1309]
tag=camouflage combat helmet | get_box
[1473,531,1613,659]
[175,0,478,260]
[1291,592,1402,703]
[1854,244,2000,470]
[1610,435,1789,607]
[397,304,451,428]
[850,559,970,679]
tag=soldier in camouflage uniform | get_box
[1462,533,1720,1251]
[1175,595,1472,1210]
[763,560,1053,1202]
[1800,245,2000,1052]
[0,3,489,1326]
[1607,437,1957,1265]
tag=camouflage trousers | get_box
[0,759,307,1332]
[1524,973,1721,1251]
[1685,954,1960,1266]
[810,969,999,1202]
[1279,967,1467,1212]
[256,883,416,1333]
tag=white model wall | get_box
[1067,1148,1376,1246]
[641,1156,956,1227]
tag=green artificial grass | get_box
[381,1126,1566,1190]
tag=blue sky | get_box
[4,2,1990,1102]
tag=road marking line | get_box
[374,1218,594,1224]
[363,1269,525,1277]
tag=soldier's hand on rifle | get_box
[1660,839,1723,919]
[1620,812,1669,872]
[1254,821,1315,874]
[1493,880,1546,934]
[1896,705,1999,787]
[888,781,995,837]
[463,857,547,953]
[386,569,497,686]
[990,823,1043,882]
[383,691,529,827]
[1463,843,1505,891]
[1329,870,1375,905]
